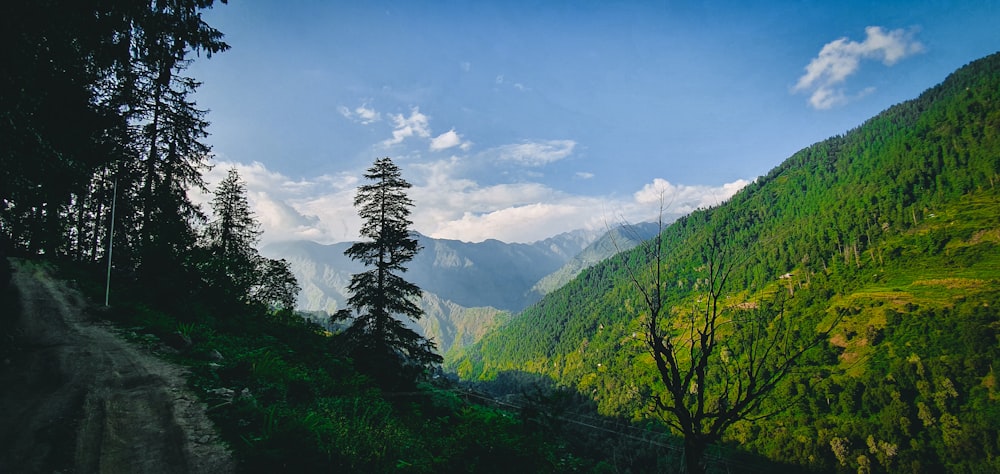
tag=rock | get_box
[163,331,193,351]
[208,387,234,398]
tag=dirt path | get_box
[0,259,234,473]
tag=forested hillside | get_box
[451,52,1000,473]
[528,222,661,298]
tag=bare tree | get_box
[615,203,836,474]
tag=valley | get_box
[261,224,658,356]
[2,1,998,471]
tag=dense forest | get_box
[451,52,1000,472]
[2,0,998,472]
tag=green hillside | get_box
[450,52,1000,472]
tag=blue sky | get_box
[188,0,999,244]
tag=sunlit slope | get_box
[450,52,1000,472]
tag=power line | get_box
[384,386,769,471]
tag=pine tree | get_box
[0,0,128,256]
[0,0,230,282]
[205,167,262,301]
[336,157,441,381]
[205,167,300,310]
[128,0,228,281]
[251,258,300,311]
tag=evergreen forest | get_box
[1,1,998,472]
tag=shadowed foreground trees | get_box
[335,157,441,385]
[1,0,229,294]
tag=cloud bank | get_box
[794,26,924,109]
[195,159,748,246]
[312,100,746,244]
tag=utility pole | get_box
[105,177,118,307]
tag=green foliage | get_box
[56,258,634,473]
[204,168,262,300]
[452,52,1000,472]
[203,168,301,311]
[337,157,443,384]
[0,0,230,301]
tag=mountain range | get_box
[261,224,659,356]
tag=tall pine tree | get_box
[204,167,299,310]
[205,167,260,301]
[336,157,441,383]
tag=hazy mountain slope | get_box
[451,52,1000,472]
[529,222,660,297]
[407,230,600,312]
[260,229,601,355]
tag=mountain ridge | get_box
[260,228,608,355]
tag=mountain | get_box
[529,222,661,297]
[451,52,1000,472]
[260,228,603,355]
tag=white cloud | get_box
[193,161,360,245]
[408,156,748,243]
[416,176,748,243]
[355,104,381,124]
[794,26,924,109]
[429,203,594,243]
[575,171,595,180]
[193,159,750,246]
[634,178,750,212]
[339,101,382,124]
[493,73,529,92]
[383,107,431,146]
[495,139,576,166]
[430,128,471,151]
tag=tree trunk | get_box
[684,437,707,474]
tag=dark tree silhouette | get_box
[335,157,441,382]
[618,207,837,474]
[0,0,127,255]
[128,0,228,282]
[251,258,300,311]
[0,0,229,277]
[205,168,261,300]
[205,167,299,310]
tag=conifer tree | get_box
[251,257,300,311]
[0,0,229,275]
[206,167,260,300]
[205,167,300,310]
[127,0,227,281]
[336,157,442,379]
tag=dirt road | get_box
[0,259,234,473]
